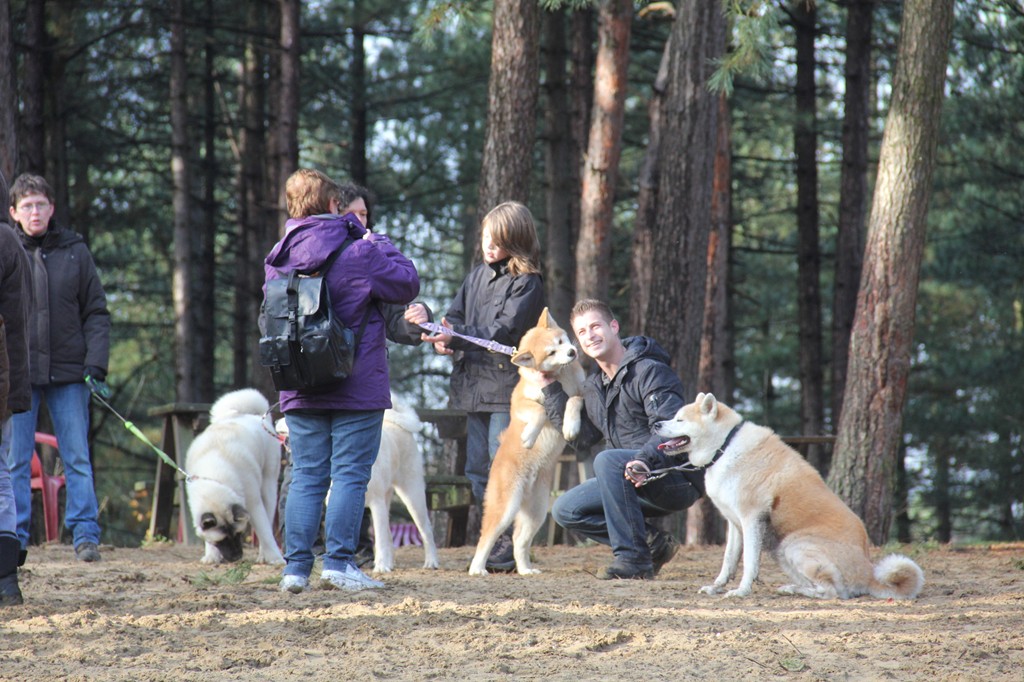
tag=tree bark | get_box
[0,0,17,181]
[541,9,575,326]
[688,92,733,547]
[277,0,300,227]
[349,24,368,185]
[575,0,632,302]
[170,0,194,402]
[194,0,217,403]
[643,0,725,401]
[833,0,874,428]
[629,38,670,338]
[21,0,45,175]
[476,0,540,226]
[792,0,825,472]
[828,0,955,544]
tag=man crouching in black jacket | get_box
[541,299,704,580]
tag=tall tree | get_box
[642,0,726,401]
[476,0,540,222]
[276,0,300,226]
[0,0,17,180]
[827,0,955,544]
[832,0,874,428]
[791,0,825,471]
[20,0,45,175]
[169,0,195,401]
[574,0,632,302]
[542,8,575,325]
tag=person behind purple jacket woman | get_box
[265,169,420,594]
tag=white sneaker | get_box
[280,575,309,594]
[320,564,385,591]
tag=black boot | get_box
[485,530,516,572]
[354,510,374,568]
[0,535,24,606]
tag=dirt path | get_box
[2,542,1022,681]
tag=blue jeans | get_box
[7,384,101,550]
[0,418,17,537]
[552,448,702,568]
[464,411,510,505]
[282,409,383,578]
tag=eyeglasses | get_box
[16,201,52,214]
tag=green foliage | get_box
[189,561,254,588]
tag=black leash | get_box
[631,421,745,486]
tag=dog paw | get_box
[724,587,752,598]
[372,564,394,575]
[517,567,541,576]
[467,566,489,577]
[521,433,539,449]
[699,584,723,595]
[260,556,286,566]
[423,559,440,570]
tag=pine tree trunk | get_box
[643,0,725,401]
[542,9,576,326]
[793,0,825,472]
[21,0,45,175]
[833,0,874,429]
[629,38,670,335]
[828,0,955,544]
[476,0,540,222]
[194,0,217,403]
[170,0,194,402]
[575,0,631,302]
[0,0,17,181]
[349,25,368,185]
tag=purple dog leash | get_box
[418,321,517,356]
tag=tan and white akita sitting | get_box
[468,308,586,576]
[654,393,925,599]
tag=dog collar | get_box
[707,421,744,468]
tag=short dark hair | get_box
[9,173,55,209]
[570,299,615,325]
[335,181,375,228]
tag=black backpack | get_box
[258,239,372,392]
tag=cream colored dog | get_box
[468,308,585,576]
[654,393,924,599]
[186,388,285,565]
[274,394,439,573]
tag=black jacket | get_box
[0,223,31,414]
[444,259,545,412]
[544,336,702,479]
[18,226,110,385]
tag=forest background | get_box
[0,0,1020,550]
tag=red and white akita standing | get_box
[468,308,585,576]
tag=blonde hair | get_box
[481,201,541,276]
[571,299,615,326]
[285,169,335,218]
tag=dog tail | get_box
[210,388,271,422]
[869,554,925,599]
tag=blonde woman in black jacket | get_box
[422,201,546,570]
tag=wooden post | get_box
[146,403,210,545]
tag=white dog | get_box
[275,394,439,573]
[654,393,924,599]
[185,388,285,565]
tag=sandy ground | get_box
[2,540,1022,681]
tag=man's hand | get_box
[624,460,650,488]
[404,303,429,326]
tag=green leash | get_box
[88,386,193,481]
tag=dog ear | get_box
[700,393,718,419]
[200,512,218,531]
[230,503,250,527]
[537,307,552,328]
[512,350,536,368]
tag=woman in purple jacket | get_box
[265,169,420,594]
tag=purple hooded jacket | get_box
[263,213,419,412]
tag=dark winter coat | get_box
[17,225,110,386]
[264,214,420,413]
[0,223,31,414]
[444,260,545,413]
[544,336,701,477]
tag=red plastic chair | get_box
[30,432,65,543]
